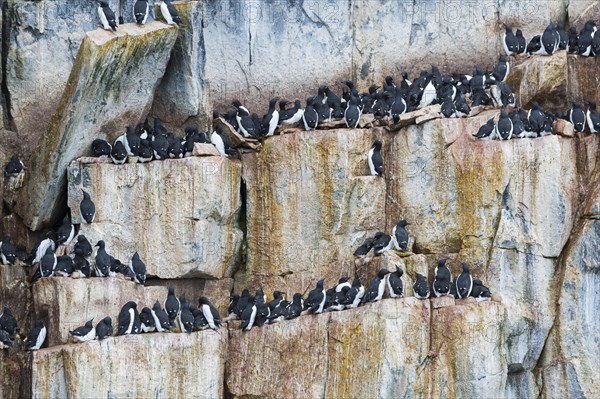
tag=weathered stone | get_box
[538,215,600,398]
[153,1,210,130]
[33,277,166,346]
[555,118,574,137]
[508,52,600,112]
[430,301,506,398]
[0,264,31,338]
[4,1,158,155]
[67,156,243,279]
[238,128,387,295]
[32,330,227,399]
[226,298,430,398]
[16,22,178,230]
[192,142,220,157]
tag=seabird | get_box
[40,247,57,278]
[413,273,430,299]
[69,319,96,343]
[133,0,149,25]
[387,266,404,298]
[503,25,518,55]
[94,240,111,277]
[344,96,362,128]
[586,100,600,133]
[80,190,96,224]
[302,97,319,131]
[305,279,326,314]
[0,237,16,265]
[198,296,221,330]
[373,232,393,256]
[495,109,514,140]
[343,278,365,308]
[160,0,181,25]
[569,102,586,133]
[24,320,46,350]
[456,263,474,299]
[117,301,141,335]
[368,140,384,176]
[392,220,410,251]
[56,215,75,245]
[285,293,304,319]
[129,252,146,285]
[151,301,172,332]
[353,238,374,257]
[164,285,180,322]
[4,155,24,177]
[96,317,113,340]
[261,98,279,137]
[361,268,391,303]
[97,1,117,31]
[433,258,452,297]
[475,117,496,140]
[241,296,257,331]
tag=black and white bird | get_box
[392,220,410,252]
[569,102,586,133]
[92,139,112,158]
[140,306,156,333]
[387,266,404,298]
[335,277,351,293]
[56,215,75,245]
[475,117,496,140]
[492,55,509,82]
[302,97,319,131]
[129,252,146,285]
[0,330,13,349]
[503,25,518,55]
[160,0,181,25]
[495,109,513,140]
[586,100,600,133]
[285,293,304,319]
[266,291,287,324]
[151,301,172,332]
[198,296,221,330]
[578,21,597,56]
[97,1,117,31]
[0,237,16,265]
[133,0,149,25]
[241,296,257,331]
[40,247,57,277]
[470,279,492,301]
[528,101,546,134]
[117,301,141,335]
[344,96,362,128]
[69,319,96,343]
[353,238,374,258]
[74,235,93,259]
[361,268,391,303]
[413,273,430,299]
[0,307,18,339]
[515,29,527,54]
[568,27,579,53]
[54,255,74,277]
[211,125,229,157]
[164,285,180,322]
[343,278,365,308]
[110,140,128,164]
[178,302,194,333]
[96,316,113,340]
[80,190,96,224]
[261,98,279,137]
[456,263,474,299]
[433,258,451,297]
[279,100,304,126]
[4,155,24,177]
[305,279,326,314]
[373,232,393,256]
[33,238,56,265]
[541,21,559,55]
[368,140,384,176]
[24,320,46,351]
[94,240,111,277]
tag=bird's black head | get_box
[372,140,383,150]
[438,258,447,267]
[125,301,137,309]
[473,279,483,286]
[373,231,385,240]
[44,246,54,255]
[99,1,109,7]
[504,24,512,32]
[292,293,303,302]
[398,219,410,227]
[198,296,210,305]
[95,240,105,248]
[316,279,324,288]
[34,320,45,328]
[378,268,391,278]
[273,291,284,299]
[395,266,404,276]
[461,263,470,273]
[102,316,112,325]
[338,276,349,284]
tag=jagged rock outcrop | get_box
[14,22,178,231]
[67,156,243,279]
[507,52,600,110]
[152,1,209,129]
[2,0,157,150]
[32,330,227,399]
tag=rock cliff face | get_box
[1,1,600,398]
